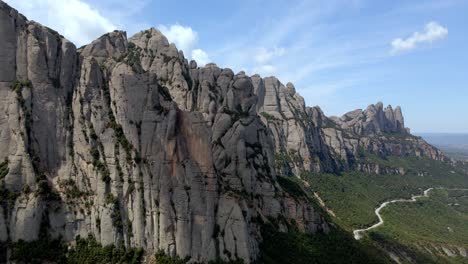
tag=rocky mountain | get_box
[254,82,446,176]
[0,1,448,263]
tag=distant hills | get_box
[418,133,468,161]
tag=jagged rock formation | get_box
[0,3,327,263]
[253,84,445,175]
[331,102,407,135]
[252,77,339,175]
[0,1,447,263]
[317,102,447,172]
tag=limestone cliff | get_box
[0,1,447,263]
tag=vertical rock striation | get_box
[0,3,327,263]
[0,1,447,262]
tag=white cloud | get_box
[254,47,286,64]
[391,21,448,53]
[191,49,210,66]
[4,0,116,46]
[159,24,198,57]
[159,24,210,65]
[246,47,285,77]
[6,1,211,64]
[253,65,277,75]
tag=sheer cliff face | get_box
[0,3,327,263]
[0,2,446,262]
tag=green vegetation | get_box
[322,119,339,129]
[277,175,307,200]
[263,174,396,264]
[367,232,461,264]
[100,73,133,164]
[105,193,123,231]
[108,115,133,164]
[304,157,468,230]
[91,150,111,183]
[100,63,107,72]
[10,79,32,92]
[10,80,34,149]
[8,235,142,264]
[126,42,143,73]
[288,149,302,164]
[260,112,276,121]
[305,154,468,263]
[105,193,118,205]
[274,150,303,172]
[256,223,392,264]
[88,126,111,183]
[376,188,468,246]
[67,235,143,264]
[59,179,86,199]
[274,151,292,170]
[154,251,244,264]
[0,159,8,179]
[11,80,33,133]
[366,188,468,263]
[158,86,173,101]
[0,185,20,211]
[36,174,61,201]
[447,188,468,213]
[10,237,68,263]
[154,251,190,264]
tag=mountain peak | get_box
[0,2,449,263]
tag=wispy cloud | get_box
[297,77,367,114]
[254,47,286,64]
[208,0,384,90]
[253,65,277,75]
[391,21,448,54]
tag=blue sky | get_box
[5,0,468,133]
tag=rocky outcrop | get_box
[0,1,449,262]
[248,77,445,175]
[313,105,445,171]
[331,102,407,135]
[252,77,339,175]
[0,2,328,263]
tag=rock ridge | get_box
[0,1,447,262]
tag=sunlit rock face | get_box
[0,2,328,263]
[0,2,445,263]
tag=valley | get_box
[305,158,468,263]
[353,187,435,240]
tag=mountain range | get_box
[0,1,466,263]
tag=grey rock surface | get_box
[0,1,448,262]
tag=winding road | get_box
[353,188,434,240]
[353,187,468,240]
